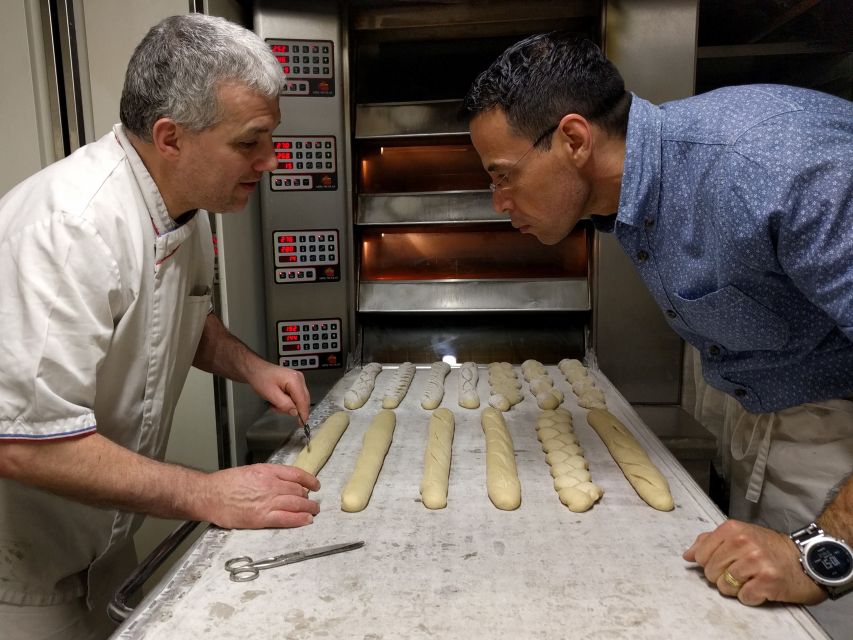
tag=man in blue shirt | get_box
[463,32,853,633]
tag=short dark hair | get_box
[462,33,631,145]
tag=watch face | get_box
[807,541,853,581]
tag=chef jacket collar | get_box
[113,123,186,237]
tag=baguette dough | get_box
[344,362,382,410]
[481,407,521,510]
[382,361,416,409]
[340,410,396,512]
[292,411,349,476]
[420,361,451,410]
[458,362,480,409]
[419,408,455,509]
[586,408,674,511]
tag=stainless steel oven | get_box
[253,0,690,405]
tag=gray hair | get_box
[120,13,283,141]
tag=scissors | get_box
[225,541,364,582]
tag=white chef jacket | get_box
[0,124,214,606]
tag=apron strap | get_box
[730,411,778,504]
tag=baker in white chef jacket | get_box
[0,14,320,640]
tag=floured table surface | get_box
[114,365,828,640]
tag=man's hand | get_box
[683,519,826,606]
[199,463,320,529]
[247,360,311,421]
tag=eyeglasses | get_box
[489,124,558,193]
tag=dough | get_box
[419,408,455,509]
[343,362,382,410]
[292,411,349,476]
[420,361,451,410]
[577,393,607,410]
[537,409,602,512]
[487,363,523,411]
[535,387,564,410]
[382,361,416,409]
[586,408,674,511]
[520,359,547,382]
[341,410,396,512]
[481,407,521,510]
[458,362,480,409]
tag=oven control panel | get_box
[267,38,334,97]
[273,229,340,283]
[277,318,342,370]
[271,135,337,191]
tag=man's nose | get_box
[256,143,278,173]
[491,189,511,215]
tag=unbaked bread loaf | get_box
[419,408,455,509]
[481,407,521,510]
[420,361,451,410]
[344,363,382,410]
[586,408,674,511]
[382,362,416,409]
[292,411,349,476]
[458,362,480,409]
[341,410,396,512]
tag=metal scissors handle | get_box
[225,541,364,582]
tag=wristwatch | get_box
[790,523,853,600]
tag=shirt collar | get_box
[113,123,179,236]
[616,94,662,228]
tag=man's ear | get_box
[557,113,593,168]
[150,118,183,161]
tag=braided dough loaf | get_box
[420,361,451,410]
[487,362,522,411]
[481,407,521,510]
[382,361,416,409]
[535,408,601,511]
[419,408,455,509]
[292,411,349,476]
[458,362,480,409]
[341,410,396,512]
[344,363,382,410]
[586,408,674,511]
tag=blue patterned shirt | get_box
[606,85,853,412]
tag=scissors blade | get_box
[288,541,365,565]
[297,414,311,444]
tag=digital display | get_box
[276,152,292,160]
[281,246,296,253]
[284,335,300,342]
[279,235,295,243]
[271,44,289,53]
[281,344,301,352]
[809,543,853,580]
[283,325,299,333]
[275,141,292,149]
[285,256,298,263]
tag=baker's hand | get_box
[683,519,826,606]
[202,463,320,529]
[247,361,310,422]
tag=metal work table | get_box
[113,365,828,639]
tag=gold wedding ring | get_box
[722,569,743,590]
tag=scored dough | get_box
[344,362,382,410]
[382,362,416,409]
[420,361,451,410]
[419,408,455,509]
[481,407,521,510]
[458,362,480,409]
[341,410,396,512]
[586,408,674,511]
[292,411,349,476]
